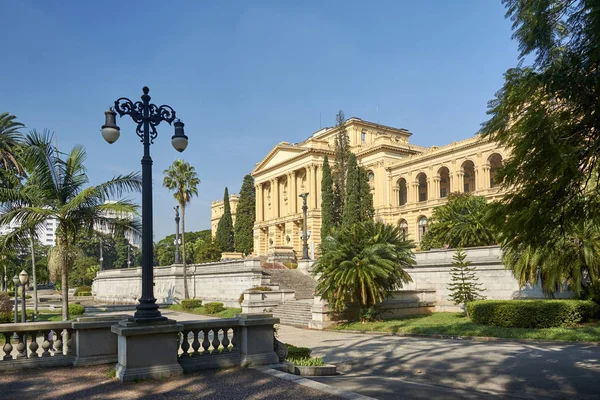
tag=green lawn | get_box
[166,304,242,319]
[332,312,600,342]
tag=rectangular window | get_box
[464,183,469,192]
[441,188,447,198]
[361,132,366,143]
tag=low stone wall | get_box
[92,259,265,307]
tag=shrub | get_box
[68,304,85,316]
[285,343,311,359]
[204,302,225,314]
[467,300,599,329]
[289,357,324,366]
[9,292,32,299]
[181,299,202,309]
[238,293,244,305]
[0,310,35,323]
[77,291,92,297]
[0,293,12,313]
[74,286,92,296]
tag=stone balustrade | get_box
[241,289,295,314]
[0,321,74,370]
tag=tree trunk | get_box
[30,233,38,318]
[61,262,68,321]
[182,205,189,299]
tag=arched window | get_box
[462,160,475,193]
[416,173,428,202]
[438,167,450,198]
[368,171,375,182]
[488,153,503,188]
[418,216,428,242]
[398,178,408,206]
[399,219,408,240]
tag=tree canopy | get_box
[320,156,335,240]
[215,187,235,252]
[234,174,255,255]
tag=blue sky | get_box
[0,0,518,240]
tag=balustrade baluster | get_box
[41,330,51,357]
[230,328,237,352]
[180,329,190,357]
[3,333,13,360]
[221,328,230,352]
[191,330,200,356]
[54,330,63,356]
[202,329,210,354]
[29,331,39,358]
[16,333,27,359]
[212,329,221,353]
[65,329,74,356]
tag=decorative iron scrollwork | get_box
[113,96,177,144]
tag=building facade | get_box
[210,194,239,237]
[213,117,507,258]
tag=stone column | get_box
[412,182,419,203]
[255,184,263,222]
[308,165,317,209]
[456,172,465,193]
[482,164,491,189]
[426,178,431,201]
[393,187,399,206]
[432,177,440,199]
[291,171,297,214]
[272,177,279,219]
[316,165,322,209]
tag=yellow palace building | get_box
[213,117,508,258]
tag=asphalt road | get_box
[278,326,600,400]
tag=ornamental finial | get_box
[142,86,149,95]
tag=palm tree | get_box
[313,220,415,316]
[0,112,24,174]
[0,130,141,320]
[163,159,200,300]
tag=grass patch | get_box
[289,357,325,366]
[332,312,600,342]
[167,304,242,319]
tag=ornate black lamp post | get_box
[299,193,310,260]
[174,206,181,264]
[99,239,104,271]
[101,86,188,323]
[19,270,28,322]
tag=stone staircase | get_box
[271,300,313,327]
[265,269,316,300]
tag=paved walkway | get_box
[276,325,600,399]
[0,364,344,400]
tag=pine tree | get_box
[215,187,235,252]
[341,154,360,230]
[358,166,375,221]
[332,110,351,227]
[113,230,129,268]
[320,156,335,240]
[447,248,485,316]
[234,174,256,255]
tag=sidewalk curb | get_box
[326,329,600,346]
[252,366,375,400]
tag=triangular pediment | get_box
[253,144,308,174]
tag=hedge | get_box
[467,300,599,329]
[204,302,225,314]
[181,299,202,309]
[0,310,35,323]
[285,343,311,359]
[69,304,85,316]
[74,286,92,296]
[76,291,92,297]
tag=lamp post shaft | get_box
[99,241,103,271]
[13,284,18,323]
[135,88,165,322]
[21,285,26,323]
[174,206,181,264]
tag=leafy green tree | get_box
[332,110,351,227]
[320,156,335,240]
[215,187,235,252]
[0,130,141,320]
[154,230,210,266]
[502,218,600,297]
[358,166,375,221]
[341,154,360,229]
[234,174,255,255]
[481,0,600,249]
[447,248,485,316]
[163,159,200,300]
[193,238,222,263]
[313,220,414,315]
[113,229,129,268]
[420,193,497,250]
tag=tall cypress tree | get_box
[113,230,129,268]
[332,110,351,227]
[320,156,335,240]
[358,166,375,221]
[234,174,256,255]
[341,154,360,230]
[215,187,235,252]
